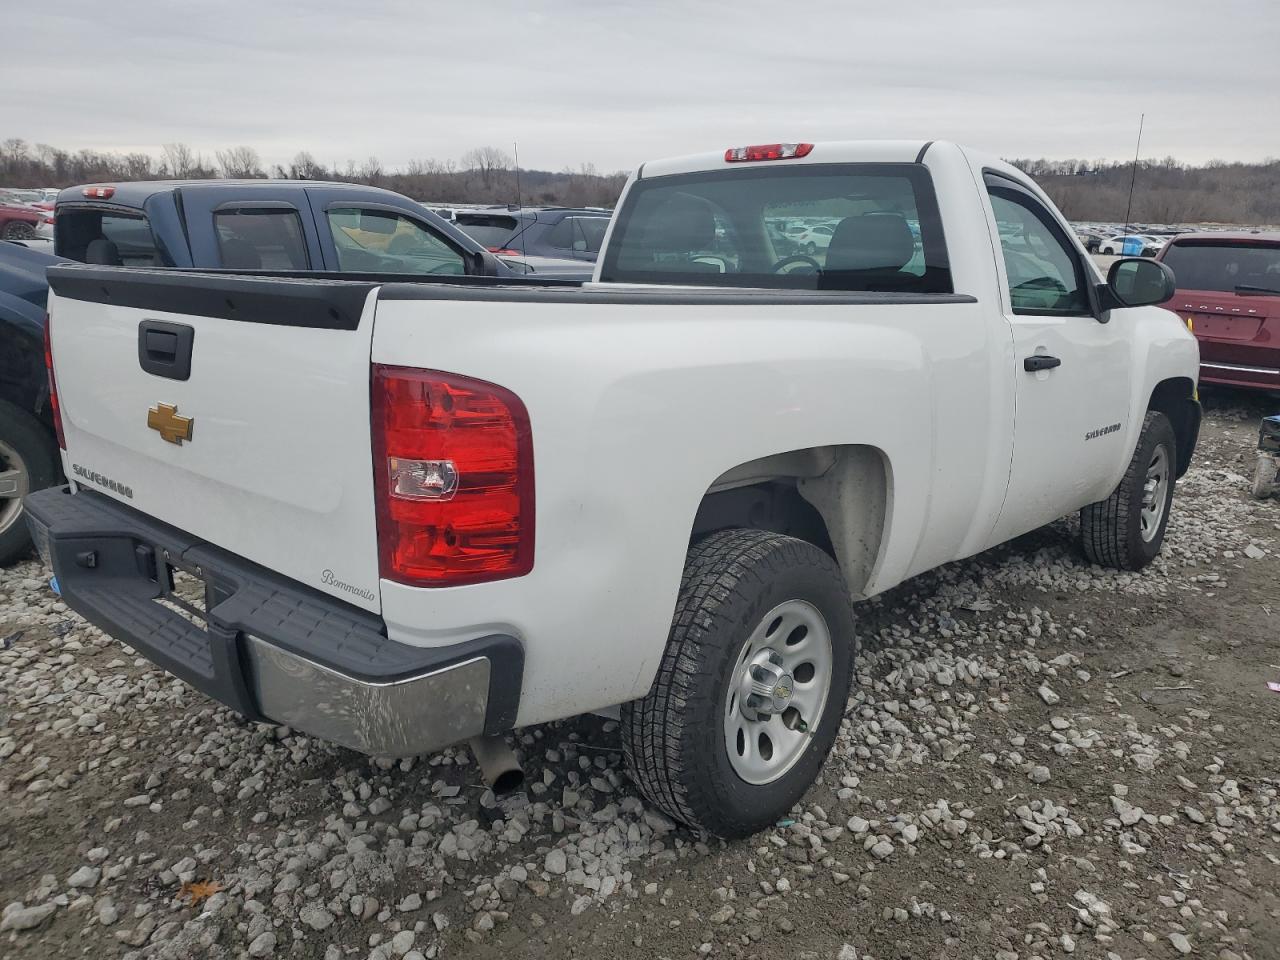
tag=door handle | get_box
[1023,354,1062,372]
[138,320,195,381]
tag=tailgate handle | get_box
[138,320,195,381]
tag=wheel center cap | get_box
[740,648,795,718]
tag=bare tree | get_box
[215,145,264,179]
[161,142,201,178]
[460,146,511,189]
[358,156,384,185]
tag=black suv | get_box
[454,207,612,262]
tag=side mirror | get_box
[1104,257,1176,309]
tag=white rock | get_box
[67,866,100,889]
[544,848,567,875]
[391,930,415,954]
[1,901,57,932]
[1169,932,1192,955]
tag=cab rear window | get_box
[56,210,167,267]
[599,163,951,293]
[455,215,520,249]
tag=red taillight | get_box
[724,143,814,163]
[81,185,115,199]
[43,314,65,450]
[371,365,534,587]
[488,247,523,256]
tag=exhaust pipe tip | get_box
[469,735,525,796]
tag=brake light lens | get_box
[371,365,534,586]
[724,143,814,163]
[81,186,115,199]
[43,314,65,450]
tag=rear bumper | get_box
[23,486,522,757]
[1199,360,1280,393]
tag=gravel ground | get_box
[3,390,1280,960]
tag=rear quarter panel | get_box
[370,293,997,727]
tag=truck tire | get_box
[1252,453,1277,500]
[1080,410,1176,571]
[0,399,60,566]
[621,528,856,838]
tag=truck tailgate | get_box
[45,267,384,612]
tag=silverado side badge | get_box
[147,403,194,445]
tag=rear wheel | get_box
[1081,411,1176,570]
[0,399,60,565]
[621,528,856,838]
[2,221,36,241]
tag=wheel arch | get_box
[691,444,892,599]
[1147,376,1199,477]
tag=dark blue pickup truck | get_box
[54,179,520,278]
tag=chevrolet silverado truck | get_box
[26,140,1199,838]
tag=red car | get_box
[0,203,45,241]
[1158,233,1280,392]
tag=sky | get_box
[4,0,1278,174]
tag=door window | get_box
[987,186,1090,315]
[328,208,466,275]
[213,208,311,270]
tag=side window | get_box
[213,208,310,270]
[987,187,1089,315]
[543,217,577,251]
[327,208,466,275]
[579,217,609,254]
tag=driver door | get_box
[307,190,468,276]
[985,174,1133,545]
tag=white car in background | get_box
[1099,234,1163,257]
[794,221,838,254]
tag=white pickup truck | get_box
[27,140,1199,838]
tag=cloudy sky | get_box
[4,0,1277,174]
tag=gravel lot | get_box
[3,390,1280,960]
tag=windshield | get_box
[599,163,951,292]
[1163,241,1280,294]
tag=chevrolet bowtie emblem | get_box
[147,403,193,445]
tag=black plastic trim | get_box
[380,284,977,306]
[23,486,525,734]
[914,141,935,163]
[47,264,376,330]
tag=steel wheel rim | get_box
[0,438,30,538]
[1139,444,1170,542]
[723,598,833,786]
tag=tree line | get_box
[1007,156,1280,225]
[4,138,1277,224]
[0,139,628,209]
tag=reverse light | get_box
[371,365,534,586]
[81,186,115,199]
[724,143,814,163]
[43,314,65,449]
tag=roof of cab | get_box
[55,179,413,209]
[637,140,939,180]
